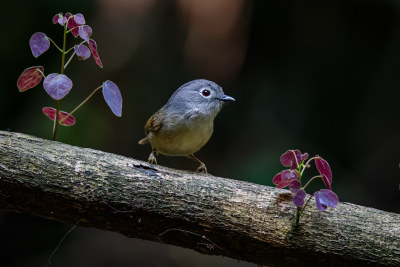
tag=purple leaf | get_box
[43,73,73,100]
[102,80,122,117]
[58,16,67,26]
[42,107,76,126]
[273,169,298,189]
[280,150,307,169]
[29,33,50,58]
[17,66,45,92]
[74,44,91,60]
[88,39,103,68]
[315,156,332,189]
[314,189,339,211]
[282,169,298,180]
[73,13,85,25]
[52,13,62,24]
[79,25,92,42]
[293,189,306,207]
[289,180,301,193]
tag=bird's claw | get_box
[148,152,157,165]
[196,163,207,173]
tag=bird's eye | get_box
[201,89,211,97]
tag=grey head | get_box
[164,79,235,119]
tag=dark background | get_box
[1,0,399,266]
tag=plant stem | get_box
[66,26,80,34]
[301,194,314,214]
[64,51,76,70]
[302,175,322,190]
[36,68,46,78]
[300,156,318,177]
[295,206,301,227]
[64,40,87,70]
[52,24,68,141]
[295,194,314,227]
[47,37,63,53]
[59,85,103,124]
[52,100,61,140]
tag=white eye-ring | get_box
[200,88,211,97]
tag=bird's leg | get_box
[148,149,158,165]
[187,154,207,173]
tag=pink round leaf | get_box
[29,32,50,58]
[102,80,122,117]
[300,152,308,162]
[88,39,103,68]
[315,156,332,189]
[67,17,79,37]
[74,44,91,60]
[58,112,76,126]
[17,66,45,92]
[79,25,92,42]
[43,73,73,100]
[280,149,307,169]
[280,150,296,168]
[52,13,62,24]
[321,175,332,190]
[293,189,306,207]
[315,189,339,211]
[42,107,76,126]
[67,20,79,37]
[272,172,283,185]
[272,172,282,184]
[273,170,298,189]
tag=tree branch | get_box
[0,130,398,266]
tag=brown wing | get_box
[138,106,165,145]
[144,106,165,134]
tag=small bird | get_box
[138,79,235,173]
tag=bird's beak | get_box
[219,95,235,102]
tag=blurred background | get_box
[1,0,400,266]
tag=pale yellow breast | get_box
[149,118,214,156]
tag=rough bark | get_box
[0,130,399,266]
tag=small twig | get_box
[63,51,76,69]
[63,40,87,70]
[59,85,102,123]
[301,194,314,214]
[47,37,63,53]
[302,175,322,190]
[159,228,223,252]
[36,68,46,79]
[300,156,318,177]
[44,220,79,267]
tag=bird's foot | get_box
[148,151,157,165]
[196,163,207,173]
[188,154,207,173]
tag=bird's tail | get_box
[138,136,149,145]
